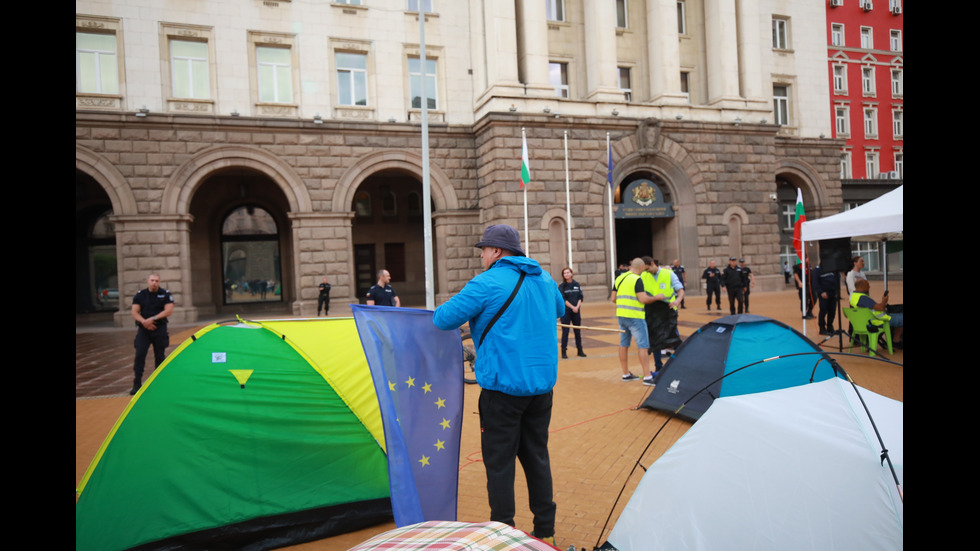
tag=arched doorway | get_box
[76,170,118,314]
[614,171,679,265]
[187,168,293,317]
[350,169,429,307]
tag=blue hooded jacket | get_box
[433,255,564,396]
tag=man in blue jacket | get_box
[433,224,564,545]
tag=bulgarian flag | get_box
[520,133,530,188]
[792,188,806,261]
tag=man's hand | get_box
[141,318,158,331]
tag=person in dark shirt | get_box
[702,260,722,311]
[365,269,400,307]
[131,273,174,395]
[317,277,332,316]
[721,257,745,315]
[558,267,586,359]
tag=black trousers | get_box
[706,284,721,308]
[317,296,330,315]
[560,309,582,351]
[478,389,556,537]
[134,326,169,380]
[727,287,744,315]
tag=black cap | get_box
[475,224,525,256]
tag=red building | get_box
[827,0,903,184]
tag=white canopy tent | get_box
[799,185,903,334]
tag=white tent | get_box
[801,185,903,242]
[609,378,903,551]
[798,185,903,333]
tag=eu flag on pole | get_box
[351,305,464,526]
[607,138,614,188]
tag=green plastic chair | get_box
[842,307,893,356]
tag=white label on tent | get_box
[715,327,727,334]
[212,352,227,363]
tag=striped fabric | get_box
[348,521,558,550]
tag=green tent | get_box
[76,318,392,551]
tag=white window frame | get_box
[835,105,850,137]
[549,61,569,98]
[865,151,879,178]
[840,150,852,179]
[890,30,902,51]
[892,109,903,138]
[408,56,438,110]
[894,152,903,179]
[76,31,119,95]
[407,0,432,12]
[833,64,848,93]
[546,0,565,22]
[831,24,845,47]
[860,26,873,49]
[864,107,878,138]
[891,68,903,97]
[256,46,293,104]
[170,39,210,100]
[677,1,687,35]
[889,0,902,13]
[773,85,790,126]
[862,66,875,96]
[853,241,879,272]
[772,17,789,50]
[618,67,632,102]
[336,51,369,106]
[616,0,629,29]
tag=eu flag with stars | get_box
[351,305,464,526]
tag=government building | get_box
[77,0,845,325]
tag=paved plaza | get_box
[77,285,902,550]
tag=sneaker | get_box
[577,350,587,357]
[643,375,657,386]
[531,532,556,546]
[561,350,568,359]
[621,373,640,381]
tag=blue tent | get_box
[641,314,839,421]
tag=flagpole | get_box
[419,5,434,310]
[564,130,572,271]
[607,132,616,284]
[522,127,529,255]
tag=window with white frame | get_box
[618,67,632,101]
[891,68,903,96]
[772,17,789,49]
[257,46,293,103]
[890,30,902,51]
[894,152,903,178]
[773,85,789,126]
[170,39,210,99]
[889,0,902,13]
[76,32,119,94]
[546,0,564,22]
[865,151,879,178]
[892,109,902,138]
[677,1,687,34]
[833,65,847,93]
[831,24,845,47]
[616,0,628,28]
[409,56,437,109]
[680,71,690,97]
[853,241,879,272]
[781,203,796,230]
[840,150,852,179]
[860,27,873,49]
[407,0,432,12]
[337,52,368,106]
[335,0,362,4]
[864,107,877,138]
[835,105,850,136]
[862,66,875,96]
[549,62,569,98]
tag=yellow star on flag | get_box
[422,382,432,393]
[388,380,396,391]
[418,455,430,467]
[435,397,446,409]
[405,376,415,387]
[434,439,445,451]
[440,418,451,430]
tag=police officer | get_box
[131,273,174,395]
[702,260,722,310]
[721,257,745,315]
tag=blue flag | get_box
[607,138,614,188]
[351,305,464,526]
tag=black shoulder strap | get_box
[478,271,526,348]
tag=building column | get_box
[583,0,623,102]
[112,214,197,327]
[704,0,741,106]
[516,0,554,97]
[290,211,355,316]
[475,0,525,104]
[646,0,687,105]
[735,0,764,101]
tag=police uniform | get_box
[702,265,722,310]
[132,286,174,390]
[721,263,745,315]
[366,283,398,306]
